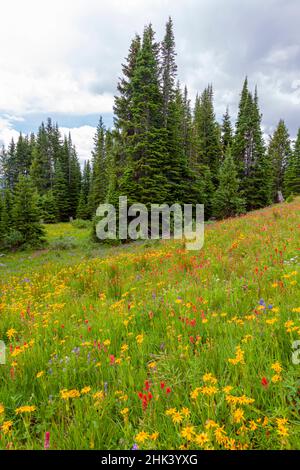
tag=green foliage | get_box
[268,120,291,201]
[284,128,300,197]
[12,175,45,248]
[213,147,246,219]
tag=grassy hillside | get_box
[0,199,299,450]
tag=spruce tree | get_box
[284,128,300,196]
[121,24,169,207]
[221,108,233,157]
[212,147,245,219]
[161,16,177,127]
[192,85,222,180]
[88,117,107,214]
[77,160,92,219]
[12,175,45,246]
[243,88,272,209]
[53,160,70,221]
[268,119,291,201]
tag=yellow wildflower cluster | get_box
[228,346,245,365]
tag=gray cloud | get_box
[0,0,299,160]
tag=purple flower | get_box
[131,444,139,450]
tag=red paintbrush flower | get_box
[261,377,269,388]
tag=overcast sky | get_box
[0,0,299,162]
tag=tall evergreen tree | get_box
[243,88,272,209]
[268,119,291,201]
[221,107,233,157]
[161,16,177,127]
[12,175,45,246]
[212,147,245,219]
[77,160,92,219]
[88,117,107,214]
[192,85,222,180]
[284,128,300,196]
[119,24,169,207]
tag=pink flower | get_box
[44,432,50,450]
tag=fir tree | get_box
[192,85,222,180]
[243,88,272,209]
[53,160,70,221]
[221,108,233,157]
[39,191,58,223]
[120,24,169,207]
[212,147,245,219]
[77,160,92,219]
[88,117,107,214]
[12,175,45,246]
[268,119,291,201]
[284,128,300,196]
[161,16,177,127]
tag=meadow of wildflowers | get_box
[0,199,300,450]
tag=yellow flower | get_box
[15,405,36,415]
[60,389,81,400]
[81,386,91,395]
[271,374,282,383]
[135,431,149,444]
[194,433,209,447]
[203,373,218,384]
[150,432,159,441]
[292,307,300,313]
[205,419,218,430]
[6,328,17,340]
[165,408,177,416]
[214,426,227,444]
[181,426,196,441]
[121,408,129,416]
[233,408,245,424]
[172,412,183,424]
[1,421,13,434]
[200,385,218,396]
[228,346,245,365]
[93,391,104,400]
[148,362,157,369]
[136,334,144,345]
[276,417,288,427]
[103,339,111,347]
[190,388,201,400]
[180,407,191,417]
[36,371,44,379]
[249,420,258,431]
[271,362,283,374]
[223,386,233,394]
[277,426,289,437]
[0,404,4,415]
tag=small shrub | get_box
[71,219,92,229]
[286,195,295,203]
[3,229,24,250]
[50,237,77,251]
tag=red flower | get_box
[44,432,50,450]
[109,355,115,365]
[166,387,172,395]
[144,380,150,391]
[261,377,269,388]
[160,382,165,390]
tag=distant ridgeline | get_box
[0,17,300,248]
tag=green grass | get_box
[0,200,300,450]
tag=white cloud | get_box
[0,116,21,147]
[0,0,299,140]
[60,125,96,164]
